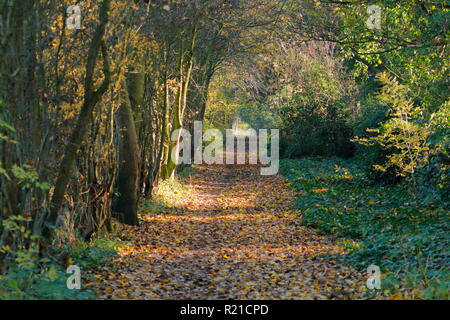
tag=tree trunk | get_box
[46,0,111,237]
[160,47,171,180]
[113,73,144,226]
[165,25,197,180]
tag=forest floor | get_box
[90,163,368,299]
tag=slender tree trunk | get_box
[165,25,197,180]
[160,46,171,180]
[46,0,111,236]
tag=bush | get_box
[280,97,355,159]
[0,264,93,300]
[0,216,124,300]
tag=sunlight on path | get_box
[92,164,367,299]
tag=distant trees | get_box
[208,0,448,194]
[210,36,359,158]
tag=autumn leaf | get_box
[91,164,366,300]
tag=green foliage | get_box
[334,1,449,190]
[281,158,449,299]
[0,263,93,300]
[0,215,40,268]
[67,237,124,269]
[279,96,355,158]
[140,178,189,214]
[0,118,17,145]
[0,216,97,300]
[355,73,431,180]
[353,74,448,201]
[415,155,449,202]
[177,165,197,179]
[0,212,125,299]
[221,41,358,159]
[11,165,50,190]
[0,235,126,299]
[335,1,449,111]
[429,100,450,155]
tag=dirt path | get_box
[92,164,367,299]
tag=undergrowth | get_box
[0,226,127,300]
[140,175,191,215]
[281,157,449,299]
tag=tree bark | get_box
[165,25,197,180]
[113,72,144,226]
[46,0,111,237]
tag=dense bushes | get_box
[279,97,355,159]
[223,41,358,159]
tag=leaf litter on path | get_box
[91,164,367,299]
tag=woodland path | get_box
[92,163,367,299]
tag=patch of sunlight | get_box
[140,179,191,215]
[142,213,269,223]
[119,244,340,260]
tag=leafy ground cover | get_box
[0,236,124,300]
[280,158,449,299]
[4,159,446,300]
[89,163,369,299]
